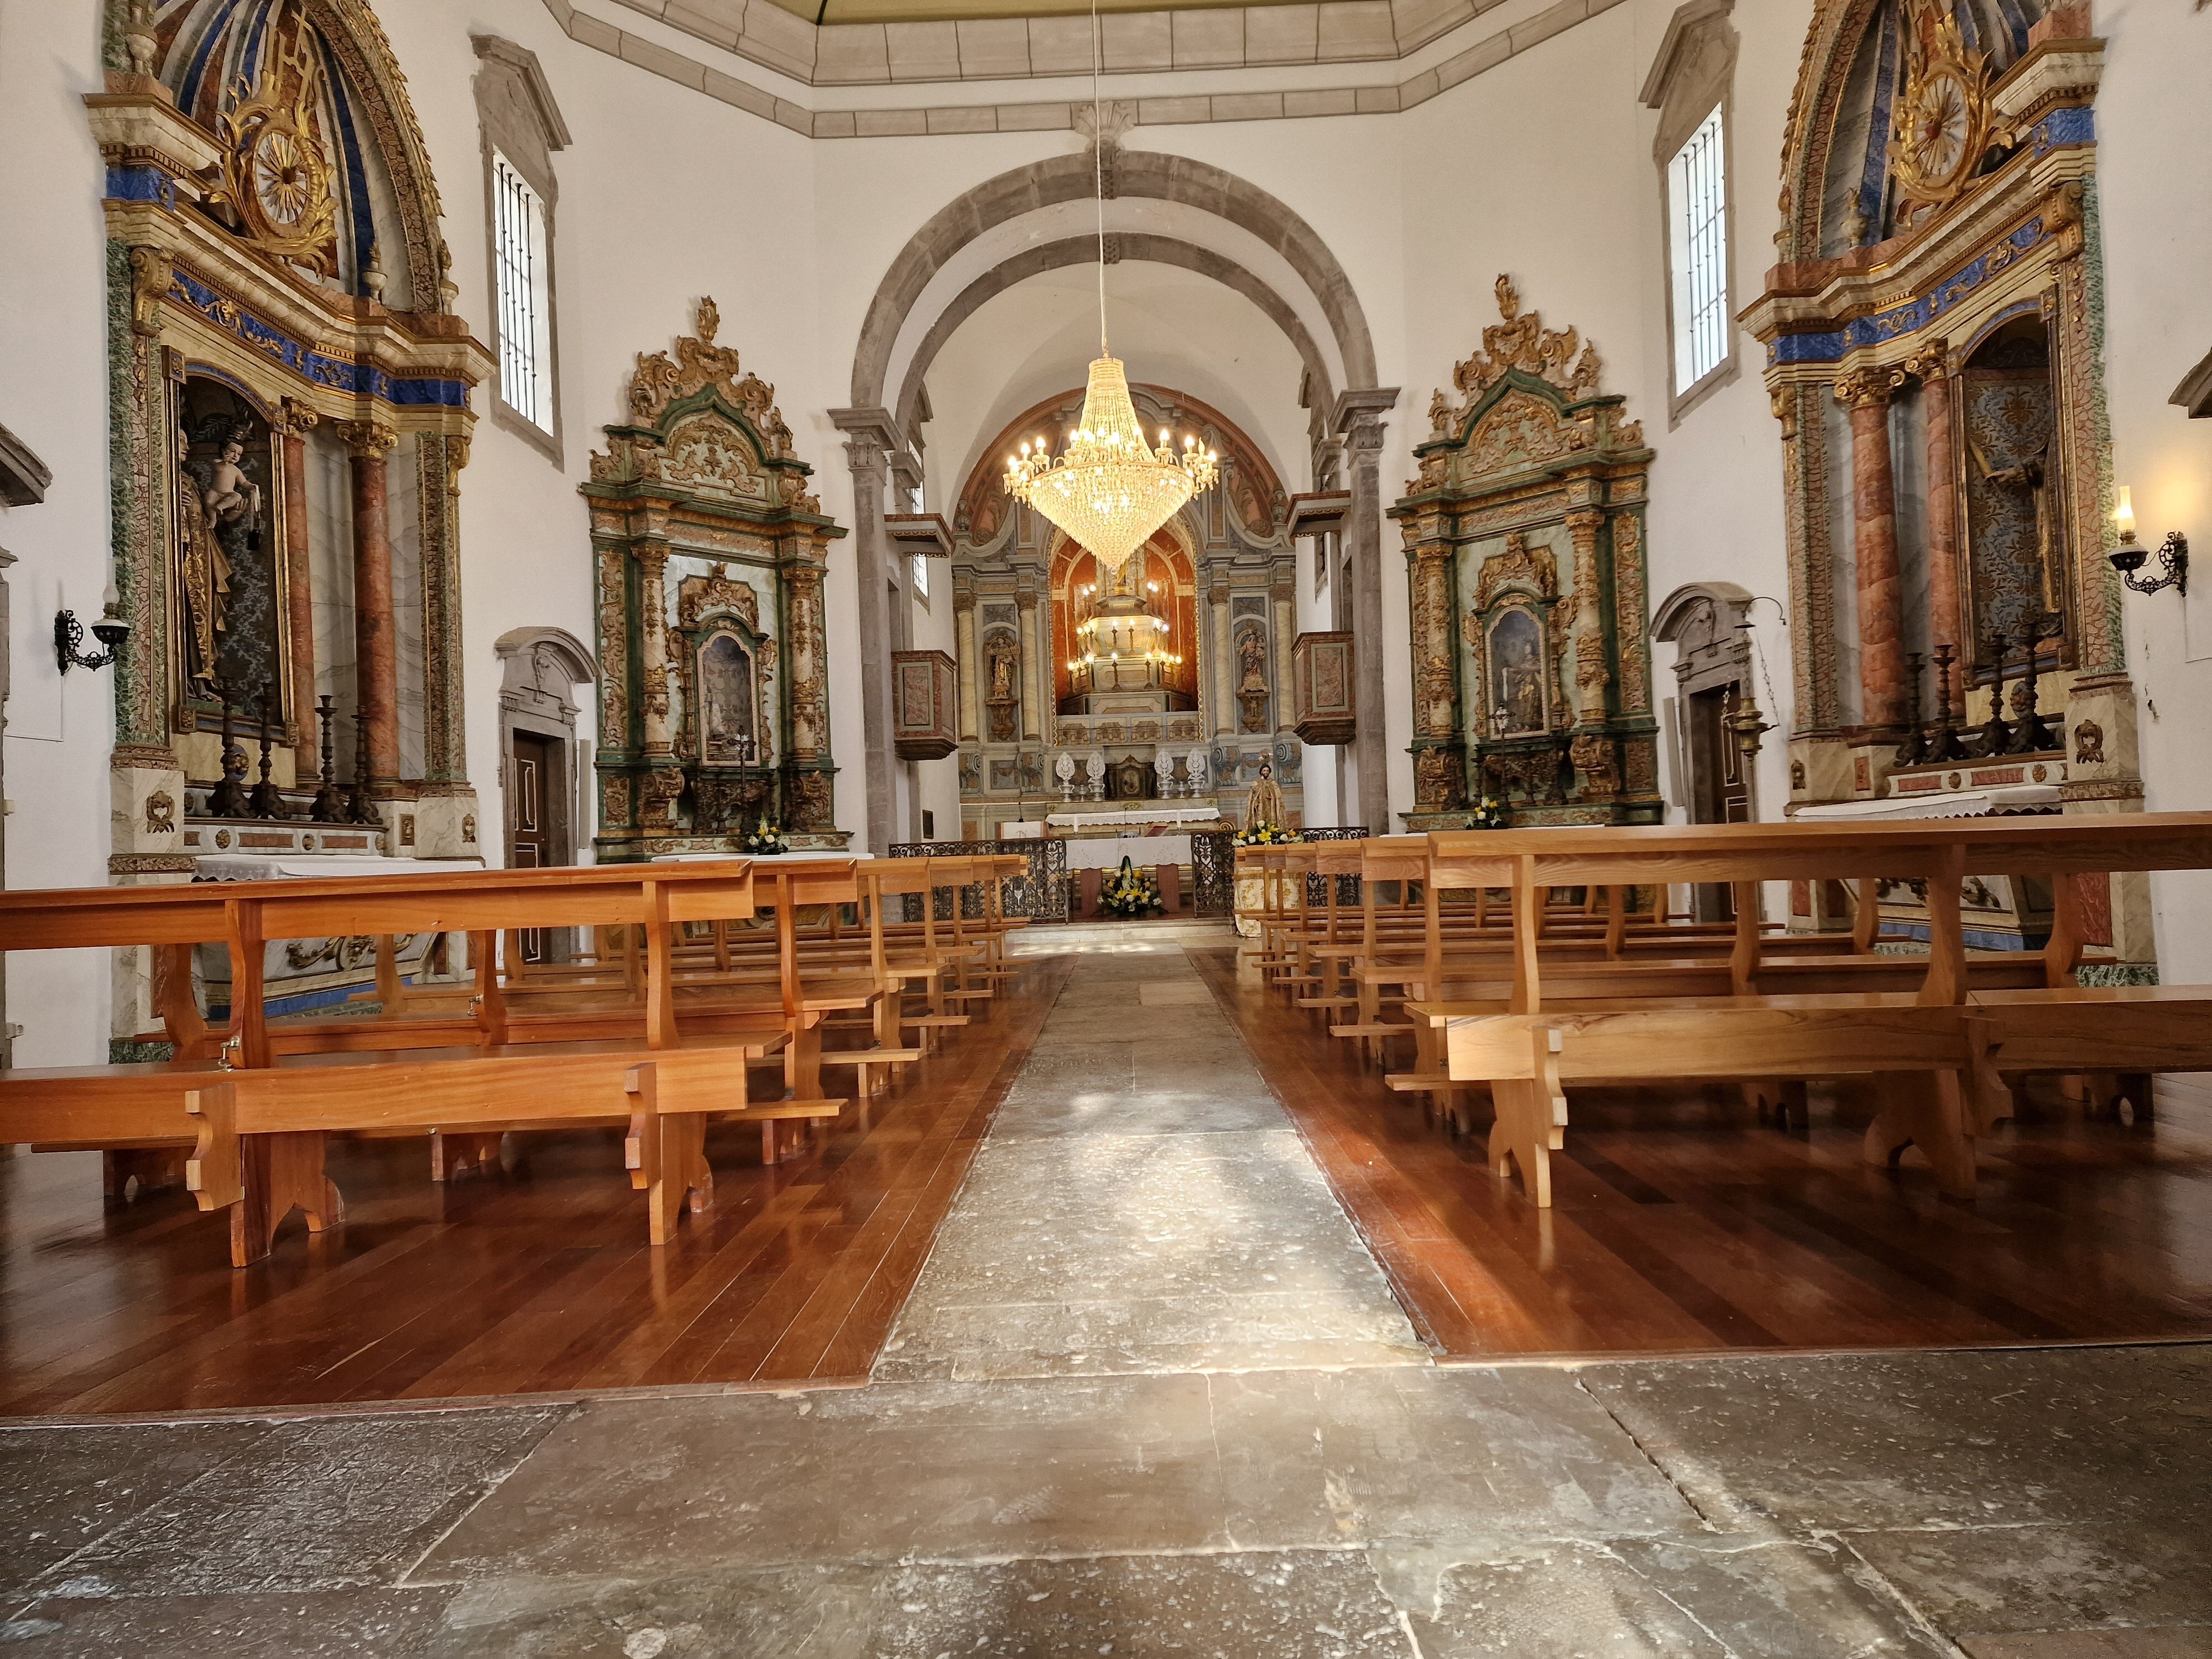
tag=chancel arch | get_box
[948,384,1297,833]
[837,140,1398,848]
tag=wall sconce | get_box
[2107,487,2189,596]
[55,599,131,673]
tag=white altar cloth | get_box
[1061,834,1193,870]
[194,854,484,881]
[1045,806,1219,828]
[1794,784,2060,821]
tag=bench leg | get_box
[103,1146,189,1202]
[1864,1069,1978,1199]
[430,1130,506,1182]
[1489,1026,1567,1208]
[624,1064,712,1246]
[228,1132,343,1269]
[1742,1078,1808,1131]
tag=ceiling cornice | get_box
[538,0,1627,136]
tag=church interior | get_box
[2,0,2210,1650]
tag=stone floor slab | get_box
[0,1420,274,1595]
[1577,1345,2212,1533]
[1959,1632,2212,1657]
[411,1375,1234,1580]
[1845,1521,2212,1636]
[1207,1368,1702,1548]
[38,1408,566,1598]
[858,1550,1412,1658]
[0,1587,455,1657]
[1390,1534,1950,1657]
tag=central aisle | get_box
[877,940,1430,1380]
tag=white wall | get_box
[0,6,121,1062]
[2095,0,2212,979]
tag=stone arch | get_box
[851,149,1379,422]
[894,236,1333,447]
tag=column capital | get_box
[1331,387,1400,452]
[337,419,398,459]
[828,405,904,477]
[275,398,320,437]
[1013,587,1039,611]
[1564,507,1605,540]
[1833,366,1902,411]
[1903,340,1950,383]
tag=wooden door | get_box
[510,732,556,961]
[1685,684,1749,922]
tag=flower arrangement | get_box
[1234,820,1296,847]
[740,815,790,855]
[1470,795,1510,830]
[1099,855,1164,918]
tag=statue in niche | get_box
[696,632,758,765]
[1235,623,1269,733]
[175,420,232,686]
[1969,437,2058,612]
[180,403,274,697]
[984,631,1020,743]
[1487,608,1548,737]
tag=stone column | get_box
[1015,587,1042,742]
[1209,575,1233,738]
[278,404,318,774]
[636,541,672,757]
[1335,388,1399,832]
[1270,575,1296,735]
[1908,341,1964,654]
[338,420,401,786]
[831,409,900,855]
[1566,507,1609,727]
[954,590,979,743]
[1835,368,1906,730]
[1410,553,1442,733]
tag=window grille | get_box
[1668,107,1730,394]
[493,154,551,432]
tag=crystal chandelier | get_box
[1003,0,1217,579]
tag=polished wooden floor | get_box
[0,957,1071,1417]
[1192,949,2212,1360]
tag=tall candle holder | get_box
[309,695,348,823]
[345,715,381,827]
[1925,644,1968,765]
[1893,652,1926,768]
[248,682,290,819]
[207,676,254,818]
[1973,631,2013,758]
[2006,612,2062,754]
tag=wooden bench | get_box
[1415,815,2212,1206]
[0,860,827,1262]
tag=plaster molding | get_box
[536,0,1629,137]
[0,422,51,508]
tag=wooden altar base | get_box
[0,960,1068,1417]
[1192,948,2212,1360]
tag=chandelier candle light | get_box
[1003,0,1218,578]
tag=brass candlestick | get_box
[248,683,290,818]
[1925,644,1968,765]
[345,715,380,826]
[1893,652,1926,768]
[1973,631,2013,758]
[207,676,253,818]
[309,695,347,823]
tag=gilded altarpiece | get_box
[585,301,848,859]
[1392,279,1658,829]
[1745,0,2145,961]
[91,0,487,1049]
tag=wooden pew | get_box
[1417,815,2212,1206]
[0,860,813,1262]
